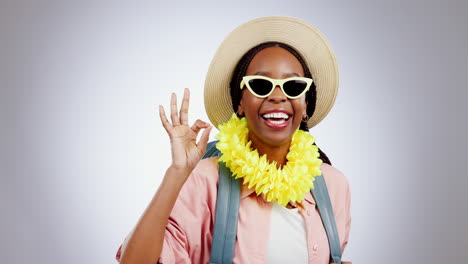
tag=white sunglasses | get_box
[240,75,313,99]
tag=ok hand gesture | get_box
[159,88,212,177]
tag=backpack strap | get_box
[203,141,241,264]
[202,141,220,159]
[209,161,240,264]
[311,174,342,264]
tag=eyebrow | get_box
[253,71,300,77]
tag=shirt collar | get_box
[303,191,316,205]
[240,182,255,199]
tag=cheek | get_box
[294,98,307,114]
[239,93,262,114]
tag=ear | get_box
[237,100,245,117]
[302,97,308,115]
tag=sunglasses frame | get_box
[240,75,313,99]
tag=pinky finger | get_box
[197,125,213,154]
[159,105,172,134]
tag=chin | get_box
[262,130,295,147]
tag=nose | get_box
[267,85,287,103]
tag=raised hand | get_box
[159,88,212,177]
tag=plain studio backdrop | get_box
[1,0,467,263]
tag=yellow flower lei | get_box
[215,114,322,206]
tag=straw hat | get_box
[204,16,339,129]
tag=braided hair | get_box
[229,42,332,165]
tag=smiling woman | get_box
[117,16,351,264]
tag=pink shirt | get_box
[117,157,351,263]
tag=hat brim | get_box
[204,16,339,129]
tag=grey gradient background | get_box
[1,0,467,263]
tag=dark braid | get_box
[229,41,332,165]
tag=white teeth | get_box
[269,119,286,124]
[262,112,289,119]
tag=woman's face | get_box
[238,46,307,147]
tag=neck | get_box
[249,135,290,168]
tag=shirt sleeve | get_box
[321,164,352,254]
[341,178,351,253]
[159,158,219,263]
[115,158,219,263]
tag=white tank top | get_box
[265,203,309,263]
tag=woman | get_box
[117,16,351,264]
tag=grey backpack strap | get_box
[209,161,240,264]
[202,141,241,264]
[311,174,342,264]
[202,140,220,159]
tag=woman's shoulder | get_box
[319,163,350,197]
[181,157,220,195]
[192,156,219,180]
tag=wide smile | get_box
[261,111,292,129]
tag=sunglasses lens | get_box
[283,80,308,97]
[248,79,273,96]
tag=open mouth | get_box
[261,112,291,125]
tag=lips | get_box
[261,111,292,128]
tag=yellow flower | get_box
[215,114,323,206]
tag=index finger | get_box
[180,88,190,126]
